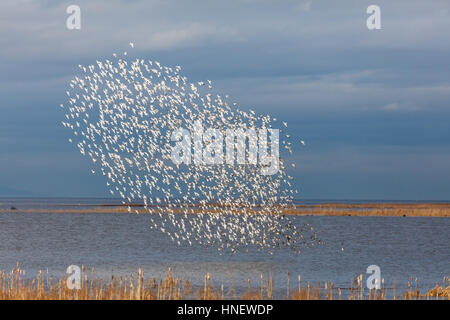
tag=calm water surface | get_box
[0,198,448,297]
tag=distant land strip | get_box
[1,203,450,217]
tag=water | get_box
[0,198,449,298]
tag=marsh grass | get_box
[2,203,450,217]
[0,264,447,300]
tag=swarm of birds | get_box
[60,43,320,254]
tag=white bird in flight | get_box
[61,43,321,254]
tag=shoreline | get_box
[1,202,450,217]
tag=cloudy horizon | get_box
[1,0,450,200]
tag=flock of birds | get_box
[60,43,321,254]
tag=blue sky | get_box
[1,0,450,200]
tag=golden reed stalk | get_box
[0,264,448,300]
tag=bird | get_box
[61,43,321,254]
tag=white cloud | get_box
[213,70,450,113]
[1,0,450,62]
[295,1,312,12]
[382,102,400,111]
[1,0,450,115]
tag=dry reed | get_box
[0,264,447,300]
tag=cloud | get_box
[295,1,312,12]
[382,102,400,111]
[1,0,450,198]
[212,70,450,114]
[0,0,241,60]
[1,0,450,62]
[381,101,422,112]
